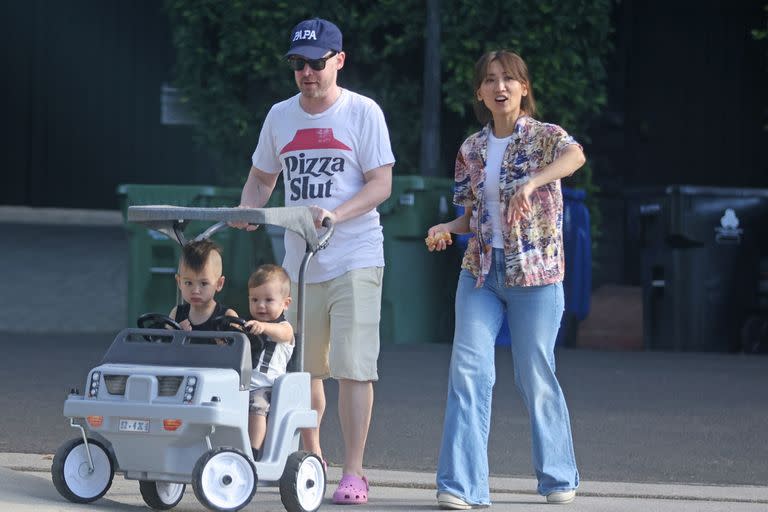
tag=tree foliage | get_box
[165,0,613,191]
[165,0,426,183]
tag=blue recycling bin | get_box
[558,187,592,345]
[454,186,591,346]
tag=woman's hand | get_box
[426,224,453,252]
[504,144,585,226]
[507,181,536,225]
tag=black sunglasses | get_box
[288,52,337,71]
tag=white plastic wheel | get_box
[51,438,114,503]
[192,448,256,512]
[280,451,326,512]
[139,480,186,510]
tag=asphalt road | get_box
[2,223,127,332]
[2,219,768,488]
[2,330,766,487]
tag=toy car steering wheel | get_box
[212,315,247,331]
[212,315,263,355]
[136,313,183,331]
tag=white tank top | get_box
[485,132,513,248]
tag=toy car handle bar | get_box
[127,205,334,252]
[127,205,335,373]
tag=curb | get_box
[0,206,122,226]
[4,453,767,504]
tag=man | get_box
[236,18,394,505]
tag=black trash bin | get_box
[629,186,768,352]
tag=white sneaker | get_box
[437,492,472,510]
[546,489,576,504]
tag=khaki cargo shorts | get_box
[286,267,383,381]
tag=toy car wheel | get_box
[279,451,326,512]
[51,437,114,503]
[192,447,257,512]
[139,480,186,510]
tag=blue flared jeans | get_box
[436,249,579,505]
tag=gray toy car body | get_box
[52,206,332,512]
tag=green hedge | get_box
[165,0,613,241]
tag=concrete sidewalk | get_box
[3,453,767,511]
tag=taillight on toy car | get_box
[162,419,182,431]
[87,415,104,427]
[88,371,101,398]
[183,376,197,404]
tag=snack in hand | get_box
[425,231,452,251]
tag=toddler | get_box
[245,264,294,460]
[169,239,237,330]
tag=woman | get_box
[428,50,585,508]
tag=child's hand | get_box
[425,225,452,252]
[179,319,193,331]
[245,320,265,335]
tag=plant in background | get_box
[165,0,613,240]
[165,0,426,183]
[440,0,613,243]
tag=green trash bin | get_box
[379,176,460,344]
[117,184,278,326]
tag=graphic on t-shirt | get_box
[280,128,351,153]
[280,128,351,201]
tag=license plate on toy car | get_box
[118,419,149,433]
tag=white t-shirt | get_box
[252,89,395,283]
[485,133,513,248]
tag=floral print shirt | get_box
[454,115,581,288]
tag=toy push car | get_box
[51,206,333,512]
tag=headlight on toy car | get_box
[88,371,101,398]
[183,376,197,404]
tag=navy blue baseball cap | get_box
[285,18,343,60]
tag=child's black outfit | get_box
[173,302,230,331]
